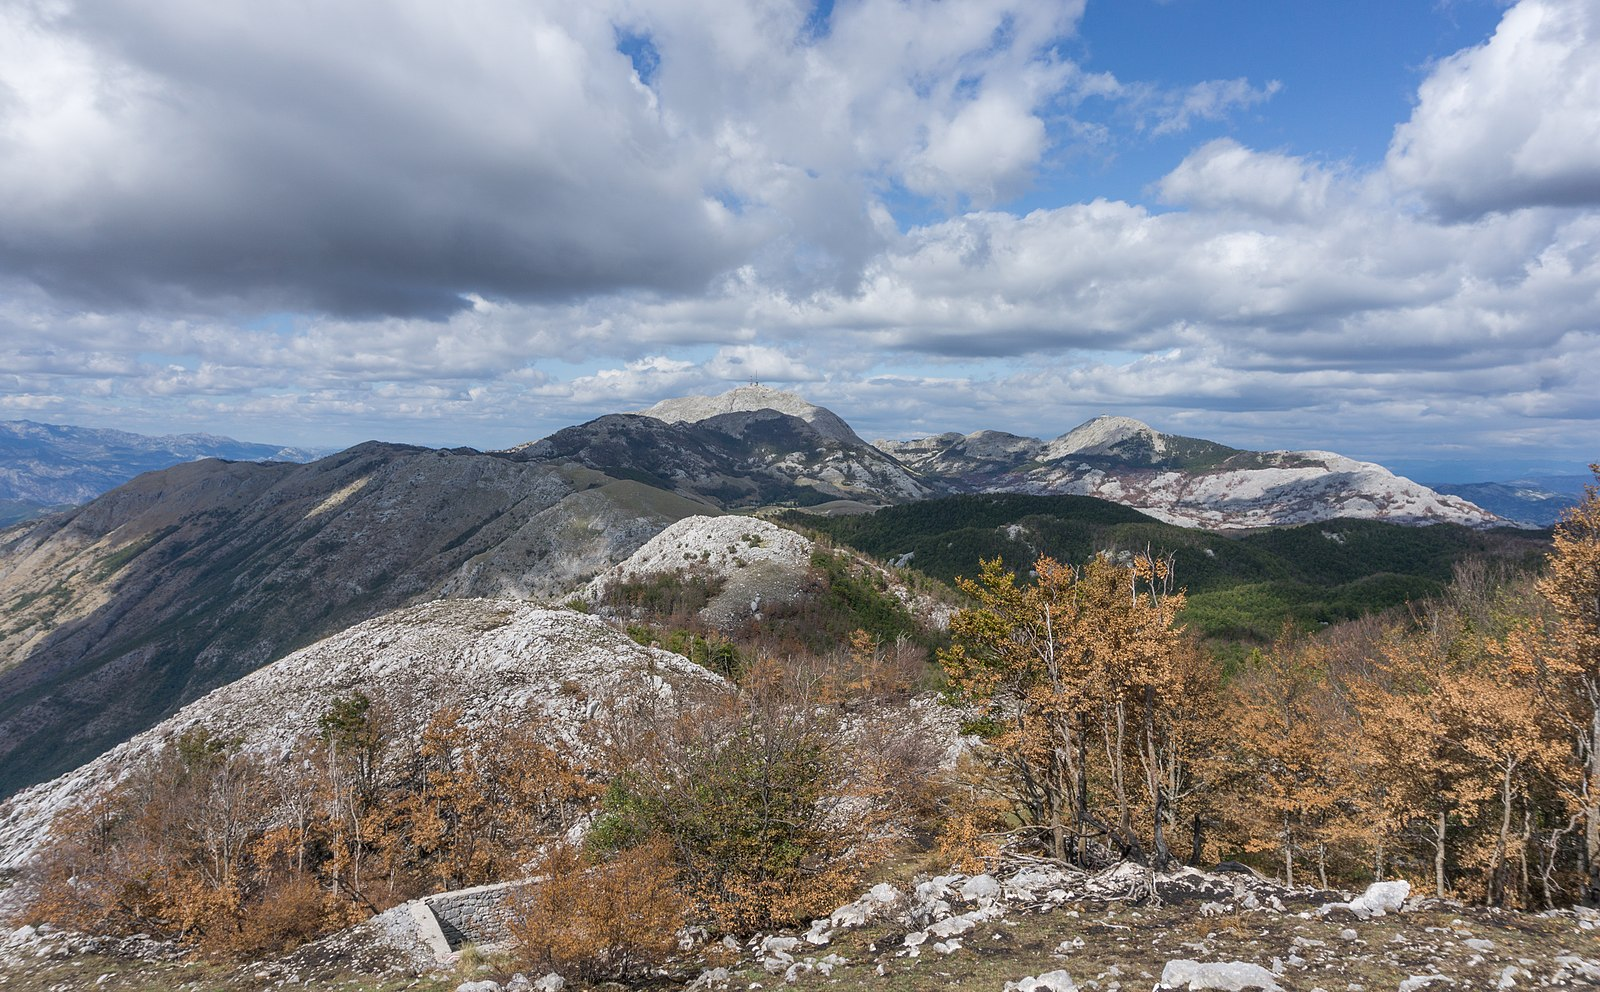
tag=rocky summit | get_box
[639,384,866,445]
[512,402,935,508]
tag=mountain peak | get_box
[638,384,863,444]
[1045,415,1164,460]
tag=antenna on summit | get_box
[748,375,761,387]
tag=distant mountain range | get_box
[1428,476,1590,527]
[0,420,324,525]
[0,386,1577,801]
[5,395,1575,533]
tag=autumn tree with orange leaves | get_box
[1518,466,1600,903]
[1226,630,1350,888]
[940,551,1211,867]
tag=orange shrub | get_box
[509,838,687,980]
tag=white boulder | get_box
[1159,959,1283,991]
[1321,879,1410,919]
[959,874,1002,902]
[1004,969,1078,992]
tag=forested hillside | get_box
[782,493,1550,641]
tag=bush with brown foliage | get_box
[24,728,276,949]
[20,699,600,957]
[22,632,948,955]
[508,838,687,980]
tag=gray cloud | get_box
[0,1,750,316]
[0,0,1110,316]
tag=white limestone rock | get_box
[1159,959,1284,991]
[1003,968,1078,992]
[1321,880,1411,920]
[0,602,723,874]
[959,874,1002,903]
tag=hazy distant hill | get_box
[0,420,324,522]
[1431,475,1590,527]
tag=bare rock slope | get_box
[584,514,953,634]
[0,600,720,875]
[585,515,817,628]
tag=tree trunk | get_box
[1434,806,1449,899]
[1143,686,1170,868]
[1518,805,1532,908]
[1589,707,1600,904]
[1075,735,1090,868]
[1151,790,1169,868]
[1050,754,1067,862]
[1283,817,1294,888]
[1489,760,1515,906]
[1190,813,1205,866]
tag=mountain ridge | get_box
[511,406,935,508]
[0,398,1531,532]
[638,383,865,444]
[0,388,1540,799]
[874,413,1506,530]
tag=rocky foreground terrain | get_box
[5,858,1599,991]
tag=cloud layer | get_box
[0,0,1596,478]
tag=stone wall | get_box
[422,880,529,952]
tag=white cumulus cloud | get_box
[1387,0,1600,218]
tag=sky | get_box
[0,0,1596,482]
